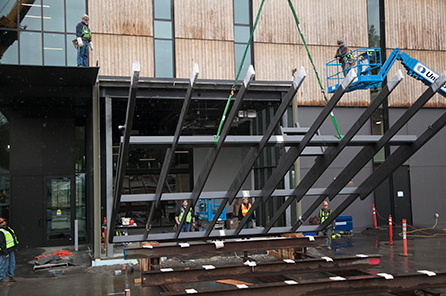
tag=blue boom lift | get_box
[326,48,446,97]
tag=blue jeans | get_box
[77,40,89,67]
[180,223,191,233]
[0,252,15,281]
[242,220,252,229]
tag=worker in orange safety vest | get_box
[238,197,255,229]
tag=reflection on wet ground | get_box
[1,227,446,295]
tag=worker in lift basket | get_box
[319,201,335,250]
[334,39,355,77]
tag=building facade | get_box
[1,0,445,257]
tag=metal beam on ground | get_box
[123,235,324,258]
[141,255,381,286]
[159,271,446,296]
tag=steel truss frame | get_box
[109,63,446,244]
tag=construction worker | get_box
[334,39,355,76]
[175,200,194,233]
[238,197,255,229]
[76,14,93,67]
[0,218,19,286]
[319,201,335,250]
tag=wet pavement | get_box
[1,226,446,295]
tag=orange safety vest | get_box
[241,203,251,217]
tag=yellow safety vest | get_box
[319,209,332,224]
[241,203,251,217]
[0,228,16,250]
[178,208,192,223]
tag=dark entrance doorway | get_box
[374,165,412,226]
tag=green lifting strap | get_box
[287,0,342,139]
[213,0,266,146]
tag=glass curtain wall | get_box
[0,0,86,66]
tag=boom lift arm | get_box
[326,48,446,98]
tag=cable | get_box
[213,0,266,146]
[287,0,342,139]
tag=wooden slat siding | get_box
[89,0,153,36]
[253,0,368,47]
[90,35,154,77]
[254,43,370,106]
[175,0,234,41]
[385,0,446,51]
[175,39,235,80]
[385,49,446,108]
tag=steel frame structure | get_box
[109,63,446,244]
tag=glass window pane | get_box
[0,30,19,64]
[66,1,86,34]
[21,0,42,31]
[367,0,380,47]
[234,26,250,42]
[154,20,172,39]
[155,39,173,78]
[44,33,65,65]
[46,178,71,240]
[234,43,251,79]
[0,0,18,25]
[43,0,64,32]
[154,0,171,20]
[234,0,249,25]
[66,33,77,66]
[0,111,10,171]
[20,31,42,65]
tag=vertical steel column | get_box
[203,67,306,236]
[175,66,255,239]
[235,69,357,234]
[109,61,140,243]
[93,80,101,259]
[144,64,199,239]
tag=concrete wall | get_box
[193,146,252,215]
[389,107,446,228]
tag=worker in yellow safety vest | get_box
[319,201,335,250]
[0,217,19,286]
[238,197,255,229]
[175,200,194,233]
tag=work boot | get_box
[9,278,20,283]
[0,281,9,287]
[327,246,331,250]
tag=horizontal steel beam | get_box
[127,135,417,148]
[115,226,320,243]
[142,255,381,286]
[121,187,360,203]
[122,236,324,257]
[159,271,446,296]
